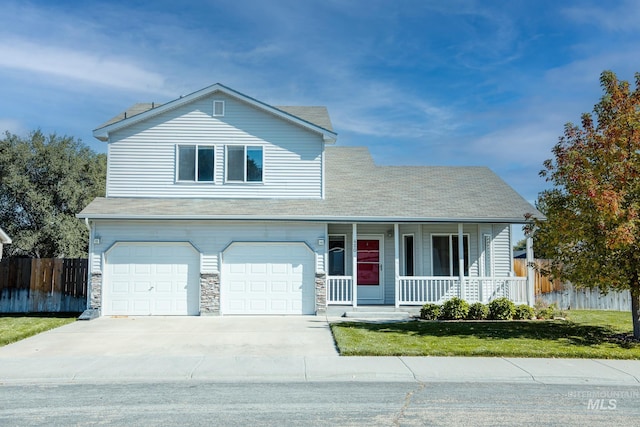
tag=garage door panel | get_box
[104,243,199,316]
[222,243,315,315]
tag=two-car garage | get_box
[102,241,316,316]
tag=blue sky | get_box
[1,0,639,240]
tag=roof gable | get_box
[93,84,337,143]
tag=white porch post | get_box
[394,223,400,308]
[458,223,465,300]
[526,235,535,306]
[352,223,358,308]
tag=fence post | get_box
[526,236,535,306]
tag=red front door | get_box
[357,239,380,285]
[357,236,384,304]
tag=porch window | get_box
[403,234,414,276]
[328,235,345,275]
[432,234,469,276]
[226,145,263,183]
[177,145,215,182]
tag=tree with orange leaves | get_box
[536,70,640,339]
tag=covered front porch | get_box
[324,222,535,308]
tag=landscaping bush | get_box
[488,297,515,320]
[534,300,562,319]
[440,297,469,320]
[420,303,441,320]
[514,304,535,320]
[467,302,489,320]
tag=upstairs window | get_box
[226,146,263,183]
[177,145,215,182]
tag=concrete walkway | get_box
[1,316,639,385]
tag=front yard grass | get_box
[0,314,77,347]
[330,310,640,359]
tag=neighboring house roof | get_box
[0,227,11,244]
[78,146,541,223]
[93,84,337,143]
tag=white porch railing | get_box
[327,275,528,306]
[398,276,528,305]
[327,276,353,304]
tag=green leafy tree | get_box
[0,130,106,258]
[535,70,640,338]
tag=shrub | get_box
[440,297,469,320]
[420,303,441,320]
[467,302,489,320]
[534,300,562,319]
[488,297,515,320]
[514,304,535,320]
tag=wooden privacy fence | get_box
[513,258,631,311]
[513,259,563,295]
[0,258,88,313]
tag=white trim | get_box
[401,233,415,276]
[394,224,400,308]
[213,100,225,117]
[430,232,470,277]
[93,83,337,143]
[482,233,493,277]
[328,234,347,276]
[225,145,264,184]
[175,144,216,183]
[352,224,357,308]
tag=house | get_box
[0,227,11,260]
[77,83,540,316]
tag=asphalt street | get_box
[1,381,639,426]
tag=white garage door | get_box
[104,243,200,316]
[222,243,315,315]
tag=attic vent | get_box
[213,100,225,117]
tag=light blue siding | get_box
[91,220,325,274]
[106,93,324,198]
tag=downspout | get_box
[84,218,93,311]
[458,223,465,300]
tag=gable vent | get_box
[213,100,225,117]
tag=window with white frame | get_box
[226,145,263,182]
[402,234,415,276]
[431,234,469,276]
[328,235,346,276]
[177,145,215,182]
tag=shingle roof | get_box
[98,103,163,129]
[276,106,333,131]
[79,147,541,223]
[98,104,333,132]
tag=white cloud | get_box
[563,0,640,32]
[0,39,170,95]
[0,118,25,135]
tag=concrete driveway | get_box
[0,316,340,383]
[0,315,338,358]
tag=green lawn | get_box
[330,310,640,359]
[0,315,77,347]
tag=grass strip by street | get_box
[0,314,77,347]
[330,310,640,359]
